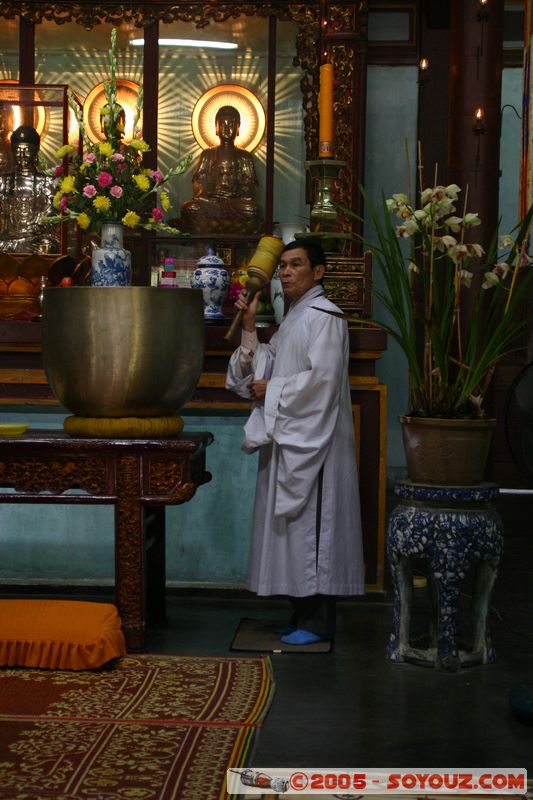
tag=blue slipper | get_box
[273,624,297,635]
[280,628,327,646]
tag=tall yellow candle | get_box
[319,62,334,157]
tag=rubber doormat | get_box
[230,617,332,654]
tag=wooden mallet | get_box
[224,235,285,341]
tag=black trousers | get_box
[288,594,336,638]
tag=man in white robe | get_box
[226,238,364,645]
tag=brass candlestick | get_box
[305,158,346,226]
[297,159,351,254]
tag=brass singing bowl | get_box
[41,287,205,417]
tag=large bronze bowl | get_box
[41,287,204,417]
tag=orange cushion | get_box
[0,599,126,670]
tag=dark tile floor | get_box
[147,493,533,773]
[3,494,531,779]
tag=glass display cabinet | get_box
[0,83,82,318]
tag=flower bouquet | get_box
[48,28,191,238]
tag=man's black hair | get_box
[281,237,327,269]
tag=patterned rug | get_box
[0,653,274,800]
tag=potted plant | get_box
[350,177,533,484]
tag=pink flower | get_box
[111,153,125,162]
[116,161,127,171]
[227,282,243,302]
[59,194,69,212]
[110,185,123,198]
[53,165,64,178]
[151,170,164,184]
[85,153,96,163]
[97,171,113,188]
[150,207,164,223]
[83,184,97,198]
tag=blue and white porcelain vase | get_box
[190,249,230,319]
[91,222,132,286]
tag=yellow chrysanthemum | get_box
[52,191,63,210]
[79,162,89,173]
[133,174,150,192]
[93,195,111,213]
[143,168,152,177]
[130,138,150,153]
[99,142,114,158]
[59,175,76,195]
[55,144,74,159]
[76,212,91,230]
[160,191,171,212]
[122,211,141,228]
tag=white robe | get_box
[226,285,365,597]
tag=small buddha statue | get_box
[99,102,126,149]
[0,125,59,254]
[180,105,263,235]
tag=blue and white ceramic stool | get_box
[387,481,503,671]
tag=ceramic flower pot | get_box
[91,222,132,287]
[400,415,497,485]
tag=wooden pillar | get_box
[19,18,35,85]
[139,21,159,286]
[447,0,504,247]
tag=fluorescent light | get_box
[130,38,237,50]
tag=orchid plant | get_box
[47,28,191,236]
[354,175,533,419]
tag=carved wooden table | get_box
[0,430,213,651]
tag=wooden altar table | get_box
[0,430,213,651]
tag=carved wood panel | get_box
[0,456,109,494]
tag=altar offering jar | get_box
[190,248,230,319]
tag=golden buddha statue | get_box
[180,105,263,235]
[0,125,59,254]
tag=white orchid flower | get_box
[498,234,513,249]
[463,212,481,228]
[434,197,454,217]
[408,261,420,273]
[390,192,408,207]
[482,271,500,289]
[493,261,510,279]
[468,243,485,258]
[444,215,463,232]
[396,218,417,238]
[432,185,447,201]
[398,205,412,219]
[436,234,457,252]
[420,188,433,205]
[448,244,469,263]
[445,183,461,200]
[459,269,473,287]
